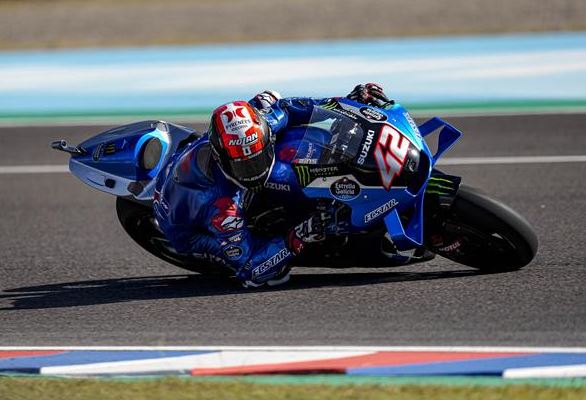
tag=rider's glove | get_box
[251,90,282,112]
[346,83,393,108]
[287,212,331,255]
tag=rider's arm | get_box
[250,83,392,134]
[187,226,294,284]
[193,193,329,282]
[159,186,294,284]
[199,193,294,283]
[154,142,295,284]
[250,92,333,135]
[277,97,332,127]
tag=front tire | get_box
[428,185,538,272]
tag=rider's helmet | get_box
[208,101,274,190]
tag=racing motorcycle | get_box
[52,98,538,275]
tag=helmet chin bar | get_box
[217,154,276,192]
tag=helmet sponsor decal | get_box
[221,103,254,135]
[215,101,264,160]
[228,132,258,147]
[330,177,360,201]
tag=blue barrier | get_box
[0,32,585,119]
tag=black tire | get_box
[430,185,538,272]
[116,197,229,275]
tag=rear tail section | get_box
[52,120,200,201]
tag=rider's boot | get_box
[242,265,291,289]
[381,233,435,265]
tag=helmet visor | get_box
[224,144,274,187]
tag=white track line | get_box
[0,165,69,174]
[504,364,586,379]
[1,155,585,175]
[437,155,586,165]
[1,346,586,353]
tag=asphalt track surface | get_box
[0,114,585,346]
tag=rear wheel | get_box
[116,197,229,275]
[427,185,538,272]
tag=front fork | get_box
[423,170,462,250]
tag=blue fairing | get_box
[68,120,196,200]
[276,98,462,250]
[64,97,462,256]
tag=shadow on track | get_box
[0,269,488,310]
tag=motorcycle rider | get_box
[153,83,392,288]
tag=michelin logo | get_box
[364,199,398,223]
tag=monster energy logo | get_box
[321,99,339,111]
[294,164,340,186]
[294,165,312,186]
[320,100,359,120]
[426,176,456,196]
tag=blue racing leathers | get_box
[153,96,331,283]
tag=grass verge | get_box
[1,100,586,127]
[1,376,586,400]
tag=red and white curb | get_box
[1,346,585,378]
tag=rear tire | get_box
[428,185,538,272]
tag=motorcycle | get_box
[52,98,538,275]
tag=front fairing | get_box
[273,98,459,250]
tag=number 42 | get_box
[374,125,410,190]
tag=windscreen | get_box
[293,107,365,165]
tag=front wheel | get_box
[427,185,538,272]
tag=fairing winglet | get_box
[418,117,462,166]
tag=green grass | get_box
[1,377,586,400]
